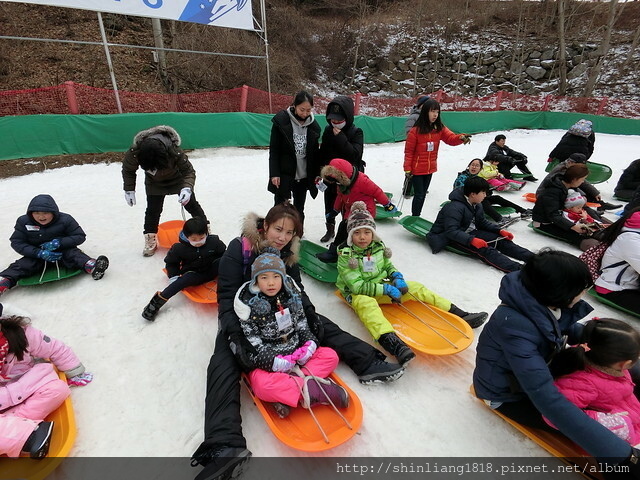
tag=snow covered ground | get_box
[0,128,638,477]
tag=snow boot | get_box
[143,233,157,257]
[192,445,252,480]
[319,222,335,243]
[85,255,109,280]
[378,332,416,366]
[316,242,338,263]
[0,276,11,296]
[304,377,349,409]
[142,292,168,321]
[449,304,488,329]
[22,421,54,459]
[358,357,405,384]
[271,402,291,418]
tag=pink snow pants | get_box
[0,378,70,457]
[248,347,339,407]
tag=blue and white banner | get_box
[2,0,255,31]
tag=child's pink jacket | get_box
[552,367,640,445]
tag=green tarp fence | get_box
[0,111,638,161]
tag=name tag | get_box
[26,225,40,231]
[427,141,435,152]
[275,308,292,331]
[363,258,375,272]
[316,179,327,192]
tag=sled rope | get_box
[38,261,48,283]
[299,364,353,430]
[407,292,471,339]
[395,303,459,349]
[292,366,329,443]
[181,205,187,221]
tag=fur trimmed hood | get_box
[132,125,181,148]
[241,212,300,267]
[320,158,355,187]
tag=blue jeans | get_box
[411,174,433,216]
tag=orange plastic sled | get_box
[523,193,600,208]
[161,269,217,304]
[470,385,603,480]
[243,372,363,452]
[336,291,473,356]
[157,220,185,249]
[1,370,77,480]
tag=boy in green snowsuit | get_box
[336,201,487,366]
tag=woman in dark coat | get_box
[473,249,640,474]
[548,119,596,162]
[191,202,404,480]
[318,95,364,242]
[268,91,321,224]
[615,159,640,201]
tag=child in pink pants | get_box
[233,249,348,417]
[0,313,92,458]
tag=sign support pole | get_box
[97,12,123,114]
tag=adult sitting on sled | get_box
[122,125,209,257]
[191,202,404,480]
[473,249,640,476]
[483,134,536,181]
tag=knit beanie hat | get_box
[568,119,593,138]
[346,201,379,246]
[568,153,587,164]
[416,95,430,107]
[625,211,640,230]
[250,247,286,293]
[565,189,586,209]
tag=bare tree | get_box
[623,26,640,67]
[582,0,625,97]
[557,0,568,95]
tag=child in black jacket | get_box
[142,217,226,321]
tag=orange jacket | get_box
[403,126,463,175]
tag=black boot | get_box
[378,332,415,366]
[22,421,54,459]
[449,304,488,328]
[320,222,335,243]
[142,292,168,321]
[192,445,252,480]
[316,242,338,263]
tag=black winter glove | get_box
[305,308,325,343]
[229,332,257,372]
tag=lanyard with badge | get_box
[362,249,375,273]
[275,298,292,332]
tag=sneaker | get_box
[22,421,54,459]
[315,251,338,263]
[599,202,623,211]
[461,312,488,328]
[496,216,512,227]
[271,402,290,419]
[193,446,252,480]
[91,255,109,280]
[358,358,405,384]
[143,233,157,257]
[515,181,527,191]
[306,378,349,408]
[520,209,534,219]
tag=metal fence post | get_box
[64,81,79,114]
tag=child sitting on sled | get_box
[479,157,526,192]
[0,194,109,296]
[546,318,640,447]
[336,201,488,366]
[0,313,92,459]
[562,190,604,234]
[234,248,348,418]
[142,217,226,321]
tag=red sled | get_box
[242,372,363,452]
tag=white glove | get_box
[168,276,180,284]
[124,191,136,207]
[178,188,192,206]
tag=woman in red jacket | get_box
[404,98,470,217]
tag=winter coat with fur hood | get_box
[319,96,364,172]
[122,125,196,196]
[473,271,633,460]
[10,194,86,260]
[404,125,463,176]
[320,158,389,218]
[0,324,84,411]
[217,213,316,341]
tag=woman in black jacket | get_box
[615,159,640,201]
[268,91,321,225]
[318,95,364,242]
[548,119,596,162]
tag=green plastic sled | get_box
[587,288,640,319]
[298,240,338,283]
[493,206,516,216]
[546,159,612,184]
[527,221,571,243]
[375,192,402,219]
[397,216,469,256]
[17,264,82,286]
